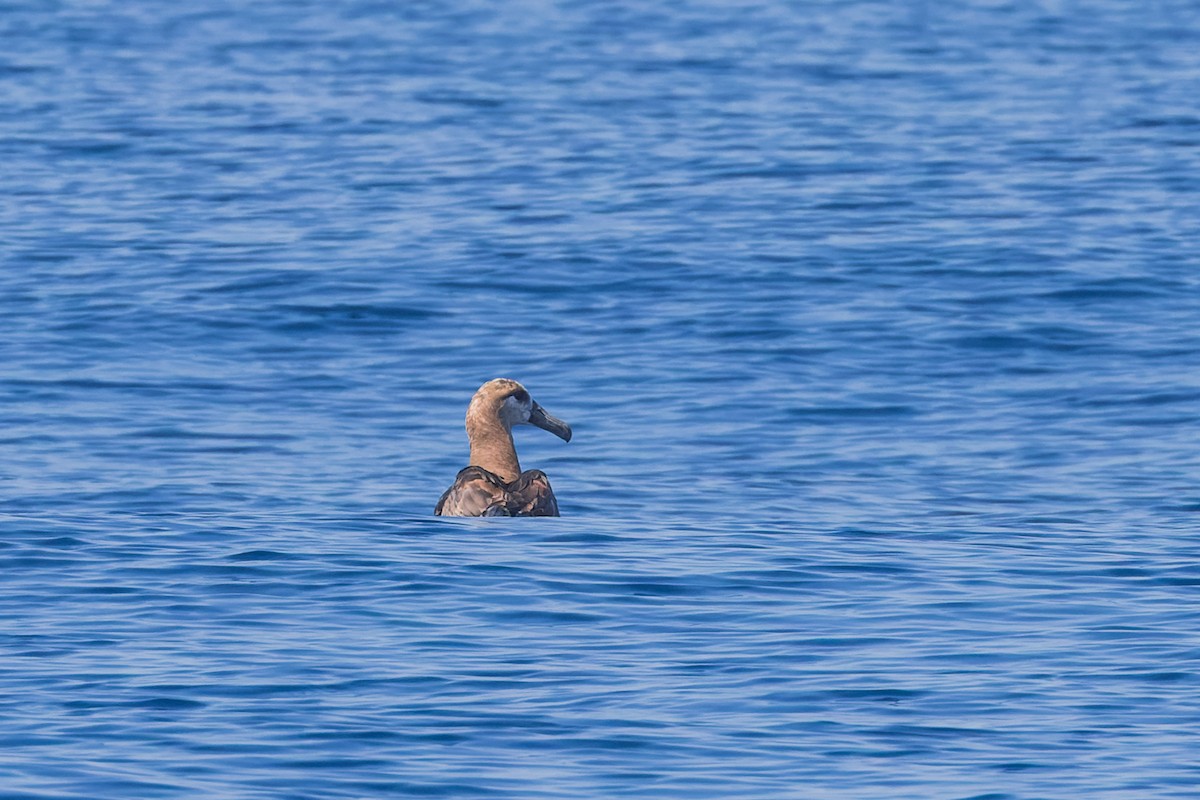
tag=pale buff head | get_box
[466,379,572,441]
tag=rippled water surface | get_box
[3,1,1199,797]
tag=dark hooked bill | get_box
[529,402,572,442]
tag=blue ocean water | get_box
[2,0,1199,797]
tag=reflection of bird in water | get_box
[435,379,572,517]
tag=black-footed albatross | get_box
[435,378,572,517]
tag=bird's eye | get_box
[513,390,530,405]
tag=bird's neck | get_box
[467,415,521,484]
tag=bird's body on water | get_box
[435,379,572,517]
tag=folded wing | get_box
[506,469,559,517]
[434,466,509,516]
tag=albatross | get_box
[435,379,572,517]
